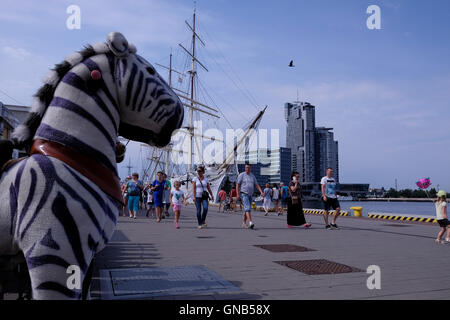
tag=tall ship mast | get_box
[142,6,266,201]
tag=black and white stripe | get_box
[0,32,184,299]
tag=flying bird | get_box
[288,60,295,67]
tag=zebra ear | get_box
[106,32,129,57]
[128,43,137,54]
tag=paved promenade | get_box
[90,204,450,300]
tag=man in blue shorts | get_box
[236,164,264,229]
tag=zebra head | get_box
[11,32,183,154]
[107,32,184,147]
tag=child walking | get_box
[435,190,449,244]
[170,181,186,229]
[263,183,272,216]
[145,186,155,218]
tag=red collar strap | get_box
[30,139,124,205]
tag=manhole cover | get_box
[275,259,363,275]
[255,244,315,252]
[383,224,410,227]
[99,265,240,299]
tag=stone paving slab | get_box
[90,204,450,300]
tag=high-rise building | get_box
[315,127,339,182]
[285,101,339,182]
[237,147,292,186]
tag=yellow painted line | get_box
[366,213,437,224]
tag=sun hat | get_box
[437,190,446,198]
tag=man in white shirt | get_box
[236,164,264,229]
[321,168,341,230]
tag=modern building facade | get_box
[4,104,30,124]
[285,102,316,182]
[285,101,339,182]
[0,102,29,158]
[315,127,339,182]
[237,147,292,186]
[0,102,20,140]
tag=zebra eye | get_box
[90,70,102,80]
[146,67,155,76]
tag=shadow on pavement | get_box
[90,241,161,299]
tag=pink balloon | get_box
[416,178,431,189]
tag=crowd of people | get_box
[119,164,350,231]
[121,167,215,229]
[120,165,449,243]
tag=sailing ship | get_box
[137,7,266,202]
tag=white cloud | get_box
[2,46,32,60]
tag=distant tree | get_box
[399,189,413,198]
[429,188,437,198]
[412,189,427,198]
[386,188,399,198]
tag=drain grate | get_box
[275,259,363,275]
[383,224,410,227]
[196,236,215,239]
[255,244,315,252]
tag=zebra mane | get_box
[11,33,137,151]
[11,43,110,150]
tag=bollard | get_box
[350,206,363,217]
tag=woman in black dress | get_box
[287,171,312,229]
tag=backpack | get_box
[128,181,140,196]
[281,186,289,199]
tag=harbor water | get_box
[338,200,436,217]
[255,199,437,217]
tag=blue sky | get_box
[1,0,449,190]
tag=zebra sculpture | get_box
[0,32,184,299]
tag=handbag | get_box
[289,182,300,205]
[199,178,210,200]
